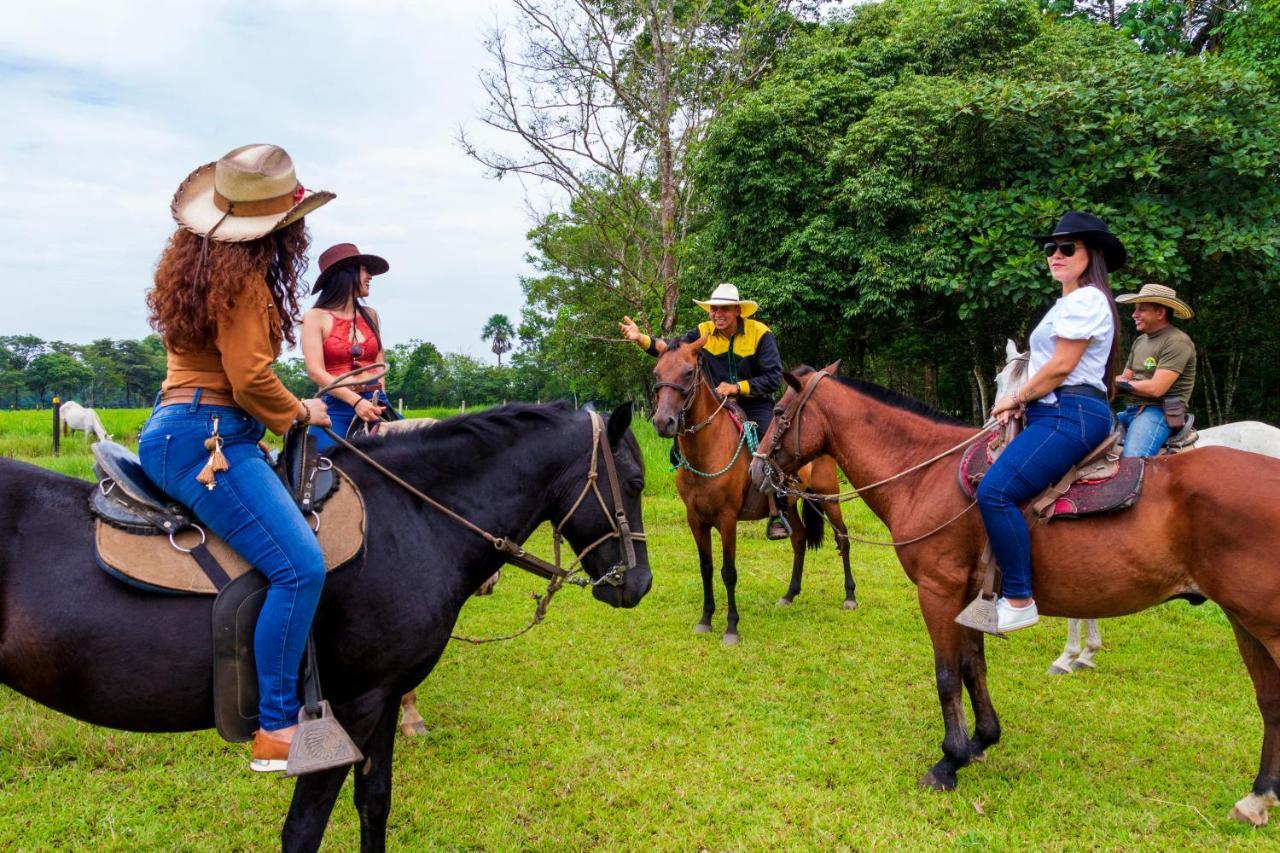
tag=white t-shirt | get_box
[1027,286,1114,404]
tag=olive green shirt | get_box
[1124,325,1196,405]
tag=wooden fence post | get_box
[52,396,61,456]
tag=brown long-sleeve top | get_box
[161,274,302,435]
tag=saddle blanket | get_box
[95,468,366,595]
[958,434,1144,519]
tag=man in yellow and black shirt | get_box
[620,282,788,537]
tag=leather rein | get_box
[317,366,645,639]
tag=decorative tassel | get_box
[196,418,230,490]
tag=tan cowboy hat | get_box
[171,144,334,242]
[1115,283,1194,320]
[693,282,758,318]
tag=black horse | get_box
[0,402,652,851]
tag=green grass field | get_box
[0,408,1271,849]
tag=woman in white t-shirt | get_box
[974,211,1124,634]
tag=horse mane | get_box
[793,366,967,427]
[349,401,579,456]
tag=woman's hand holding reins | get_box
[301,397,331,428]
[354,397,385,423]
[990,395,1024,426]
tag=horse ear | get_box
[822,359,842,375]
[1005,339,1019,360]
[607,402,633,447]
[689,334,709,353]
[783,371,803,392]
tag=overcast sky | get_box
[0,1,551,360]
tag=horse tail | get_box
[802,498,824,551]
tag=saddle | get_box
[959,427,1145,521]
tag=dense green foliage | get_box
[691,0,1280,421]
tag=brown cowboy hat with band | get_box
[171,143,334,243]
[1116,283,1195,320]
[311,243,390,294]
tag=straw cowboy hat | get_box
[171,144,334,242]
[1116,283,1195,320]
[693,282,758,318]
[311,243,390,293]
[1033,210,1127,272]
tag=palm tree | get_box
[481,314,515,367]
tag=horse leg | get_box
[720,515,741,645]
[1048,619,1083,676]
[777,501,807,606]
[1071,619,1103,671]
[399,691,427,737]
[960,629,1001,761]
[1225,615,1280,827]
[354,698,402,853]
[282,692,395,852]
[826,504,857,611]
[692,520,716,634]
[917,585,977,791]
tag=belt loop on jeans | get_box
[152,390,163,409]
[187,388,203,413]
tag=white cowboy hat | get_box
[1115,283,1194,320]
[171,143,334,242]
[693,282,758,318]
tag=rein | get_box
[316,367,644,642]
[756,369,998,547]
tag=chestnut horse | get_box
[753,364,1280,826]
[651,338,855,644]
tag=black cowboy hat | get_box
[1033,211,1127,272]
[311,243,390,293]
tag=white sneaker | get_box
[995,597,1039,633]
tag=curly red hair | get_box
[147,221,311,352]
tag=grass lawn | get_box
[0,407,1271,849]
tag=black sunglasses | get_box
[1042,240,1080,258]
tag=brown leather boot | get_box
[250,724,297,773]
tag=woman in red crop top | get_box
[301,243,397,449]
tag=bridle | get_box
[317,366,645,638]
[753,368,831,493]
[652,353,728,438]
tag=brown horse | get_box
[752,364,1280,826]
[651,339,855,644]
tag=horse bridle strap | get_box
[321,411,642,587]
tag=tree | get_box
[26,352,93,404]
[480,314,516,367]
[694,0,1280,421]
[463,0,819,336]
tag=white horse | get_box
[58,401,110,442]
[994,340,1280,674]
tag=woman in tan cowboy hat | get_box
[1113,283,1197,457]
[301,243,398,450]
[140,143,335,773]
[619,282,788,537]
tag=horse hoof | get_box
[722,633,740,646]
[970,751,987,764]
[776,597,794,606]
[1230,793,1278,826]
[400,721,427,737]
[1069,660,1097,672]
[693,623,712,634]
[918,770,955,792]
[1046,665,1071,676]
[842,599,859,611]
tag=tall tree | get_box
[462,0,819,336]
[481,314,516,367]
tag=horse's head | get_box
[993,339,1028,402]
[650,335,708,438]
[552,403,652,608]
[750,361,840,492]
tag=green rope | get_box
[669,419,759,478]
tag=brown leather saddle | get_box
[958,428,1145,521]
[89,432,366,742]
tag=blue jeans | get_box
[976,391,1114,599]
[139,398,325,731]
[1116,404,1169,458]
[311,389,397,451]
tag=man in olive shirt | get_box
[1113,284,1197,457]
